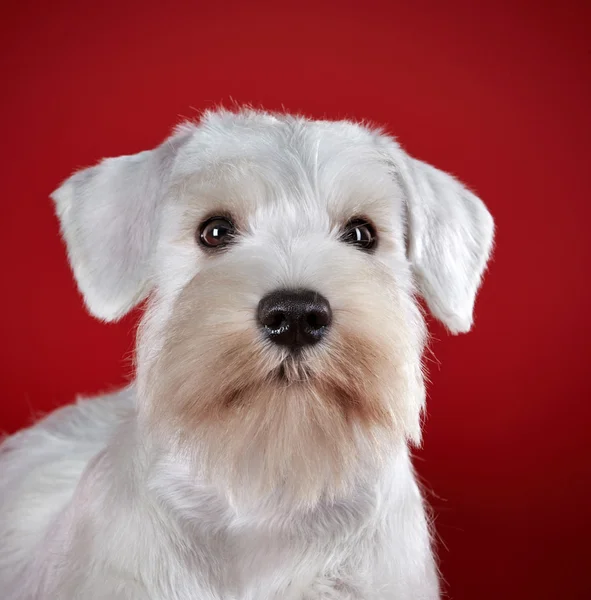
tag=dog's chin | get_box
[142,331,421,508]
[191,379,395,508]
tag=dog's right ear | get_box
[50,126,194,322]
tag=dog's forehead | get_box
[171,112,402,226]
[179,110,381,160]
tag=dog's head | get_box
[51,110,493,504]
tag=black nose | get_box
[257,289,332,349]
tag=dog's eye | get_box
[199,217,235,248]
[341,219,377,251]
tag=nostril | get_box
[306,312,319,330]
[306,308,330,331]
[264,310,287,331]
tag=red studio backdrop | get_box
[1,0,590,598]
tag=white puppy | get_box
[0,109,494,599]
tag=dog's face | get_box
[52,110,494,504]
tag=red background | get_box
[1,1,590,597]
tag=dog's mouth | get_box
[275,356,313,384]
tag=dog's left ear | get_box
[390,145,494,334]
[50,126,193,322]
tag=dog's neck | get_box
[116,391,413,527]
[142,436,414,532]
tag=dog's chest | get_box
[172,528,372,600]
[150,474,381,598]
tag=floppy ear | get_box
[393,146,494,334]
[51,127,193,322]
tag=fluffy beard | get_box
[137,256,426,508]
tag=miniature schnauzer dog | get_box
[0,109,494,599]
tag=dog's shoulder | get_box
[0,387,134,596]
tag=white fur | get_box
[0,109,494,599]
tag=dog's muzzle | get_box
[257,289,332,350]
